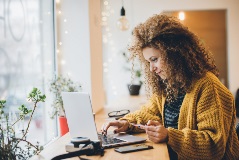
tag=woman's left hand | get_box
[145,120,168,143]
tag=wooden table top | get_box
[31,108,169,160]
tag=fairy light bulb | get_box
[117,6,129,31]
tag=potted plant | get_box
[49,75,82,136]
[0,88,45,159]
[122,51,143,95]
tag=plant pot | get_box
[59,116,69,136]
[127,84,141,95]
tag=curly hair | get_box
[128,14,219,101]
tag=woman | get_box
[102,14,239,160]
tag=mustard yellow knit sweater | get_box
[121,72,239,160]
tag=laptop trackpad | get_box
[114,133,146,142]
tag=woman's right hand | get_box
[101,120,130,135]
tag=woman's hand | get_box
[101,120,130,135]
[145,120,168,143]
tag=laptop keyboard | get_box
[98,134,126,145]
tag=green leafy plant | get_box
[122,51,143,85]
[49,75,82,118]
[0,88,46,159]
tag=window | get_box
[0,0,57,146]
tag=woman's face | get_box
[142,47,167,80]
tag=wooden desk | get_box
[31,109,169,160]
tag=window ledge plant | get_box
[0,88,46,159]
[49,75,82,136]
[49,75,82,119]
[122,51,143,95]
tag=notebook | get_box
[61,92,146,148]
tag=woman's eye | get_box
[151,58,158,62]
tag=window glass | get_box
[0,0,57,146]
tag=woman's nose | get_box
[150,64,155,72]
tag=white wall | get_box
[102,0,239,105]
[58,0,91,92]
[57,0,104,112]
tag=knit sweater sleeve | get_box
[119,94,162,132]
[167,76,234,160]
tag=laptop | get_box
[61,92,146,148]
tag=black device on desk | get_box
[114,144,153,153]
[51,137,104,160]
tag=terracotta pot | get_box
[59,116,69,136]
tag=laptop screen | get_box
[61,92,99,141]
